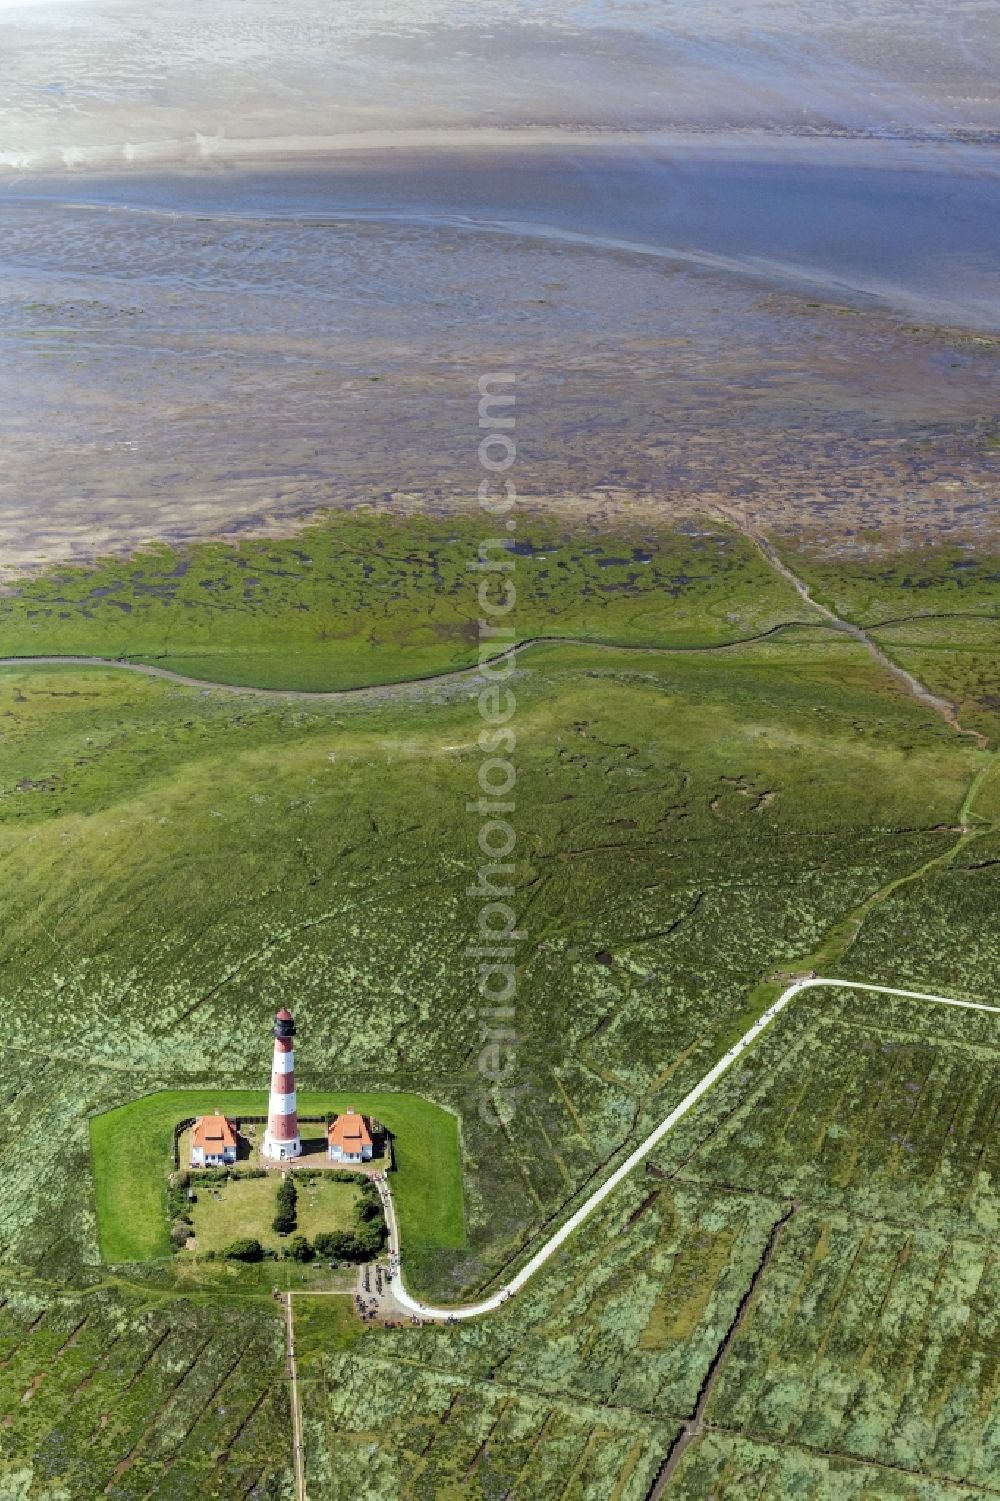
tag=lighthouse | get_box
[261,1007,302,1161]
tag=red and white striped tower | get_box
[261,1007,302,1161]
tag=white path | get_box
[387,976,1000,1322]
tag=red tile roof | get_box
[327,1110,372,1152]
[191,1115,237,1153]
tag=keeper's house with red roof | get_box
[190,1113,238,1168]
[327,1109,373,1164]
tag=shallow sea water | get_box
[0,1,997,567]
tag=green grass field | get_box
[0,509,818,689]
[778,540,1000,747]
[185,1173,360,1254]
[1,515,998,1498]
[0,1279,293,1498]
[775,540,1000,625]
[307,987,1000,1497]
[91,1089,464,1267]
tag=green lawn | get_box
[292,1292,365,1357]
[90,1089,465,1275]
[186,1173,360,1255]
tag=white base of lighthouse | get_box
[261,1131,302,1162]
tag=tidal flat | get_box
[1,145,998,580]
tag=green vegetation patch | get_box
[870,616,1000,746]
[90,1089,464,1267]
[0,1278,292,1499]
[4,508,1000,1499]
[0,562,995,1496]
[0,509,815,689]
[348,994,1000,1494]
[775,541,1000,626]
[302,1343,679,1500]
[292,1292,364,1359]
[708,1209,1000,1487]
[186,1173,360,1255]
[667,1431,979,1498]
[0,635,981,1304]
[678,1005,1000,1238]
[843,840,1000,1000]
